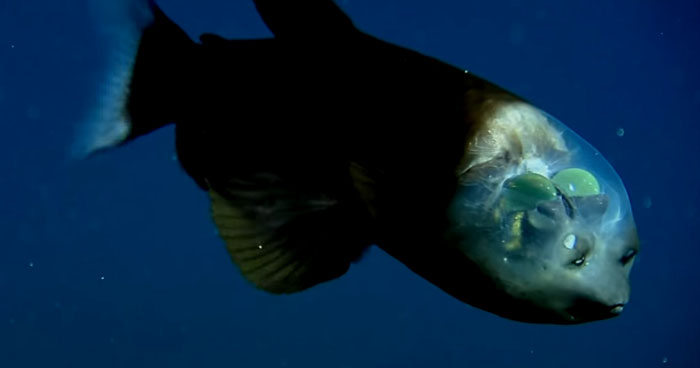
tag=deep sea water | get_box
[1,0,698,367]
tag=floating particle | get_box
[616,128,625,137]
[28,262,34,268]
[642,196,653,209]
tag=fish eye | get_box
[499,168,601,217]
[500,172,557,212]
[551,168,600,197]
[620,249,637,265]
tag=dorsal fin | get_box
[209,172,370,293]
[198,33,228,45]
[252,0,357,39]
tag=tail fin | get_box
[74,0,194,157]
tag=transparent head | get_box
[448,99,638,324]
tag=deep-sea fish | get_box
[77,0,639,324]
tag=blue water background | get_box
[1,0,698,367]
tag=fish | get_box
[76,0,639,324]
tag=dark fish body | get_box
[79,0,639,324]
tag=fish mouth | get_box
[609,303,625,314]
[565,301,627,323]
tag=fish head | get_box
[446,97,638,324]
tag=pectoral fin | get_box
[209,174,369,293]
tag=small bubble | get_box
[28,262,34,268]
[100,276,105,280]
[662,356,668,364]
[642,196,653,209]
[10,44,15,49]
[616,128,625,137]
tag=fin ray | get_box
[209,172,370,294]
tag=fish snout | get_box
[566,297,628,323]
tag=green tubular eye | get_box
[501,172,558,212]
[551,168,600,197]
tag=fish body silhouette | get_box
[78,0,639,324]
